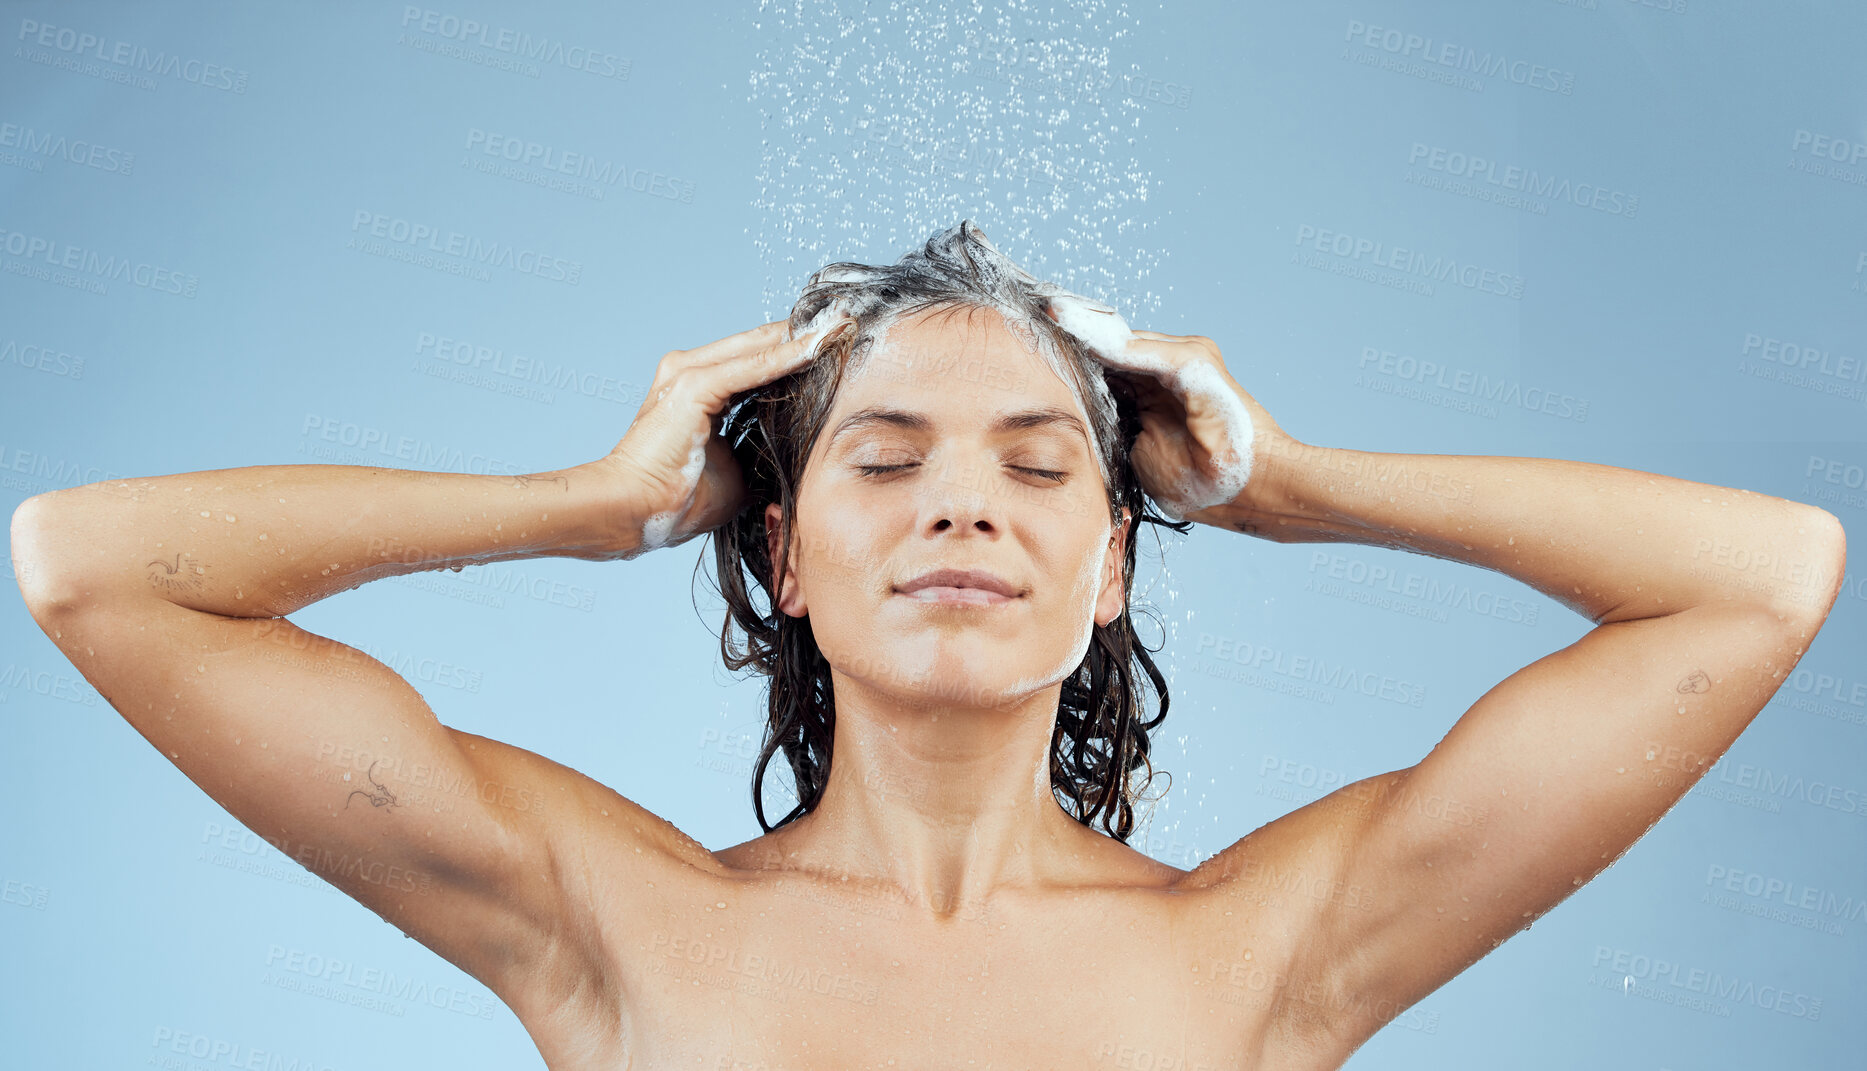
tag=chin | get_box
[834,629,1082,711]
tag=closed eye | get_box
[855,463,1068,484]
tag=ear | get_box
[1093,507,1132,628]
[764,502,808,618]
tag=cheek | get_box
[1068,540,1110,619]
[1038,529,1113,639]
[794,491,897,602]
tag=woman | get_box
[11,221,1845,1069]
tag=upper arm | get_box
[1305,593,1837,1043]
[17,581,710,1022]
[1191,517,1843,1052]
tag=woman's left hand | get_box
[1046,303,1295,526]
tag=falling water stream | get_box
[747,0,1214,860]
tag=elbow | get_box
[1775,505,1847,625]
[11,492,93,623]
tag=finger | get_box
[679,320,793,366]
[1083,330,1192,380]
[689,309,854,371]
[699,315,856,402]
[1110,331,1226,373]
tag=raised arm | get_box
[1057,323,1844,1056]
[8,461,674,1016]
[7,315,851,1038]
[1209,438,1844,1050]
[1209,442,1852,1052]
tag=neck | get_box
[770,671,1100,917]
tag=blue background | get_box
[3,1,1864,1067]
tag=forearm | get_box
[13,462,630,619]
[1216,440,1844,624]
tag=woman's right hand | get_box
[590,315,854,560]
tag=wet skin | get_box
[599,305,1341,1067]
[11,300,1842,1069]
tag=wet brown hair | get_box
[706,220,1188,842]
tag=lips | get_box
[895,568,1023,600]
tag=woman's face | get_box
[767,303,1131,711]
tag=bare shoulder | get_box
[457,725,728,878]
[445,731,731,1032]
[1164,771,1412,1052]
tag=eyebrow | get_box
[827,405,1088,445]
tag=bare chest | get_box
[582,872,1309,1071]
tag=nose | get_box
[921,460,1001,538]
